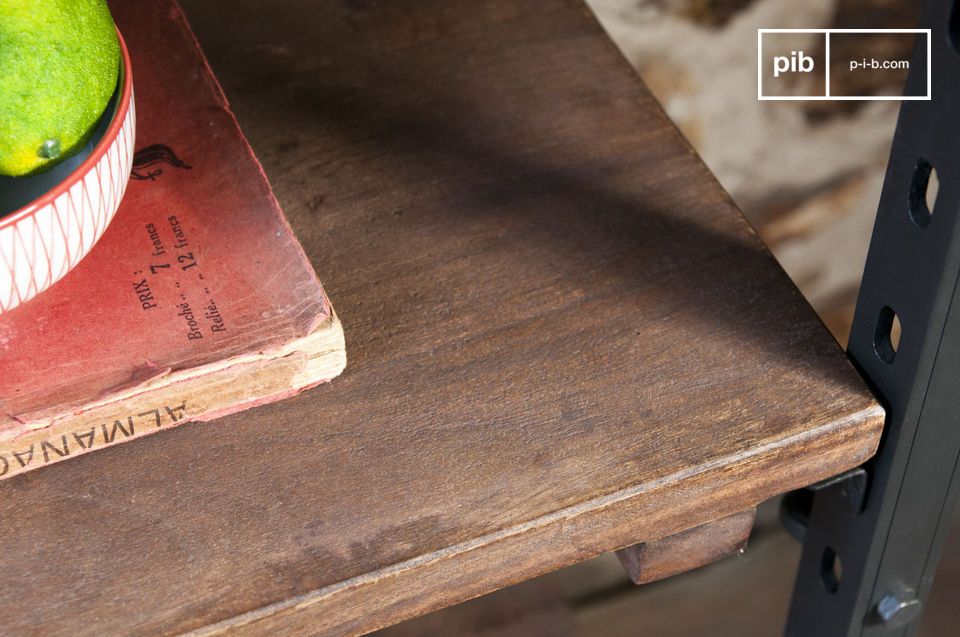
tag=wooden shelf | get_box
[0,1,883,635]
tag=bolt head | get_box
[876,594,922,629]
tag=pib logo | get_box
[773,50,815,78]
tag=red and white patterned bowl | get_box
[0,31,135,314]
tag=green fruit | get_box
[0,0,119,177]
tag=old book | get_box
[0,0,345,480]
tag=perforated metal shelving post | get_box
[787,2,960,634]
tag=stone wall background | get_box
[587,0,921,343]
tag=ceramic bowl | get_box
[0,31,135,314]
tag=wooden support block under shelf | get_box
[616,509,757,585]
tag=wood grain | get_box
[0,1,883,635]
[616,509,756,585]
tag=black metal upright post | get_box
[786,2,960,635]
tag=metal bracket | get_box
[785,3,960,635]
[781,468,868,542]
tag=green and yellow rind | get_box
[0,0,119,176]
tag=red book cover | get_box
[0,0,345,480]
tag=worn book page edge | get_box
[0,314,345,479]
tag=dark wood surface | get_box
[371,502,960,637]
[0,1,883,635]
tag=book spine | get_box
[0,318,344,480]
